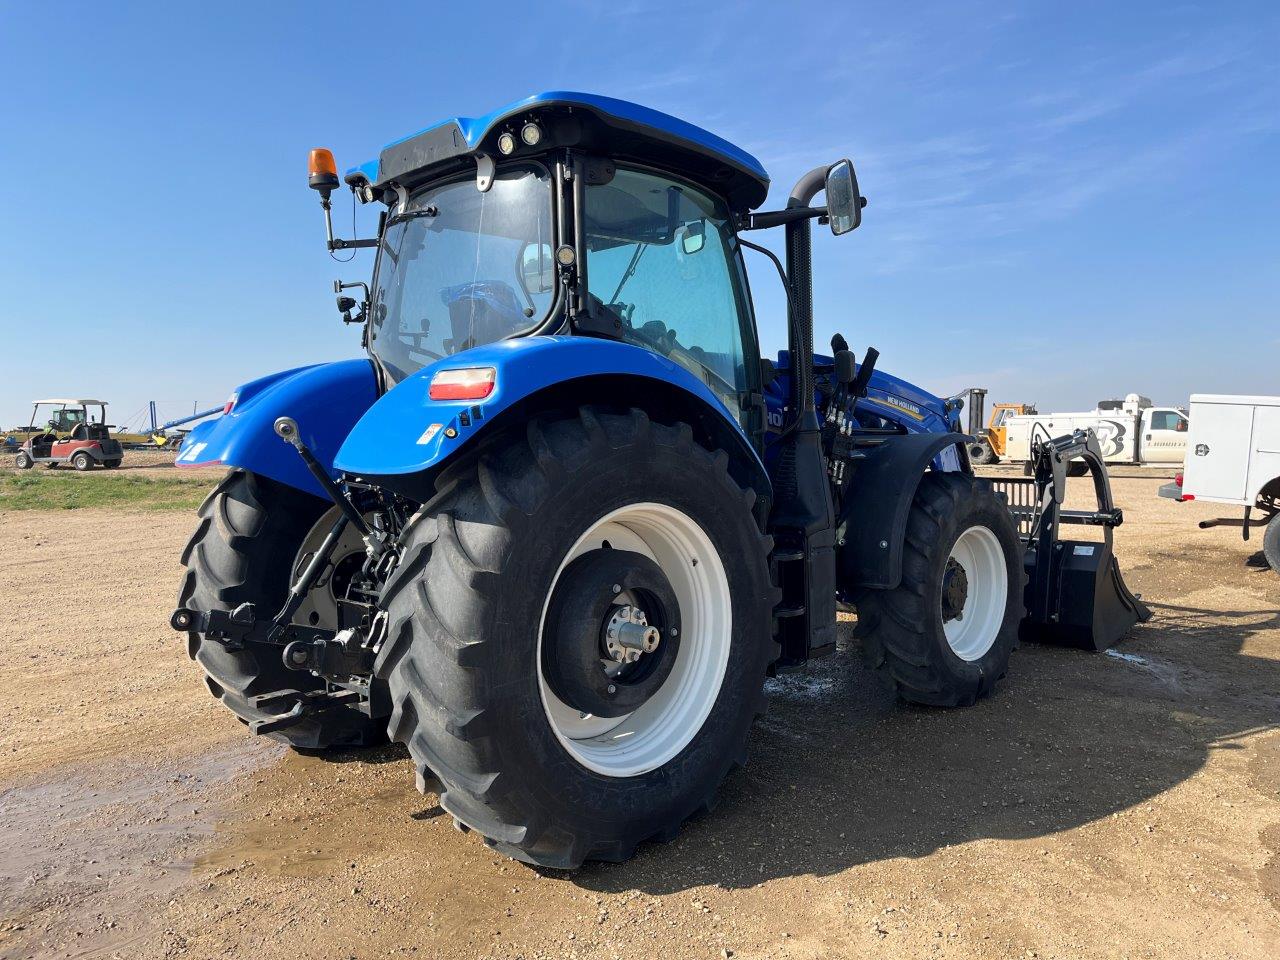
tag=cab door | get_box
[583,165,761,442]
[1142,409,1189,464]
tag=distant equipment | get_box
[12,399,124,470]
[1160,394,1280,573]
[1005,393,1189,471]
[112,401,225,448]
[952,387,1036,464]
[147,401,224,447]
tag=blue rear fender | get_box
[176,359,378,499]
[334,336,765,491]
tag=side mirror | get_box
[825,159,862,235]
[519,242,555,295]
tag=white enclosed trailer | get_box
[1004,393,1188,468]
[1159,394,1280,572]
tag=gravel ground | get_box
[0,473,1276,959]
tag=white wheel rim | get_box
[538,502,731,778]
[942,525,1007,661]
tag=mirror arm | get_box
[739,206,827,231]
[335,280,370,301]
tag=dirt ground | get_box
[1,472,1277,959]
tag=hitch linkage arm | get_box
[171,416,388,680]
[169,603,331,651]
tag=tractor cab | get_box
[321,94,781,438]
[15,399,123,470]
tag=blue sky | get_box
[1,1,1276,430]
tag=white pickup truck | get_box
[1160,394,1280,572]
[1005,393,1188,468]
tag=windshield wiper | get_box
[386,205,439,226]
[610,242,648,304]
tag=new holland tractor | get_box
[170,92,1145,867]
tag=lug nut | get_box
[607,684,617,694]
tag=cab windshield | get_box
[368,165,554,384]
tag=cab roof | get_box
[33,398,106,406]
[344,91,770,211]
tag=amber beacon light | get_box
[308,148,340,199]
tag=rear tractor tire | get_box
[857,472,1024,707]
[376,408,775,868]
[177,470,384,750]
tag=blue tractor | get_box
[170,93,1128,868]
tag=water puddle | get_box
[0,737,282,958]
[1105,647,1186,695]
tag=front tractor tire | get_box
[177,470,383,750]
[376,408,775,868]
[857,472,1024,707]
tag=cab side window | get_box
[585,167,757,424]
[1149,410,1185,431]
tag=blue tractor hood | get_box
[343,91,771,212]
[765,350,954,435]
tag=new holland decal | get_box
[877,395,926,421]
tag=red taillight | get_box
[429,367,496,401]
[1182,494,1195,501]
[223,392,238,415]
[1175,472,1184,487]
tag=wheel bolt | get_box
[607,684,617,694]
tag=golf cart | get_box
[14,399,124,470]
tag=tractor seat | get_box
[442,281,527,353]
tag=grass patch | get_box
[0,471,217,511]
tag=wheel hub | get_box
[603,604,661,669]
[941,557,969,622]
[542,548,681,719]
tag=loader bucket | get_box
[986,428,1152,652]
[1017,537,1152,651]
